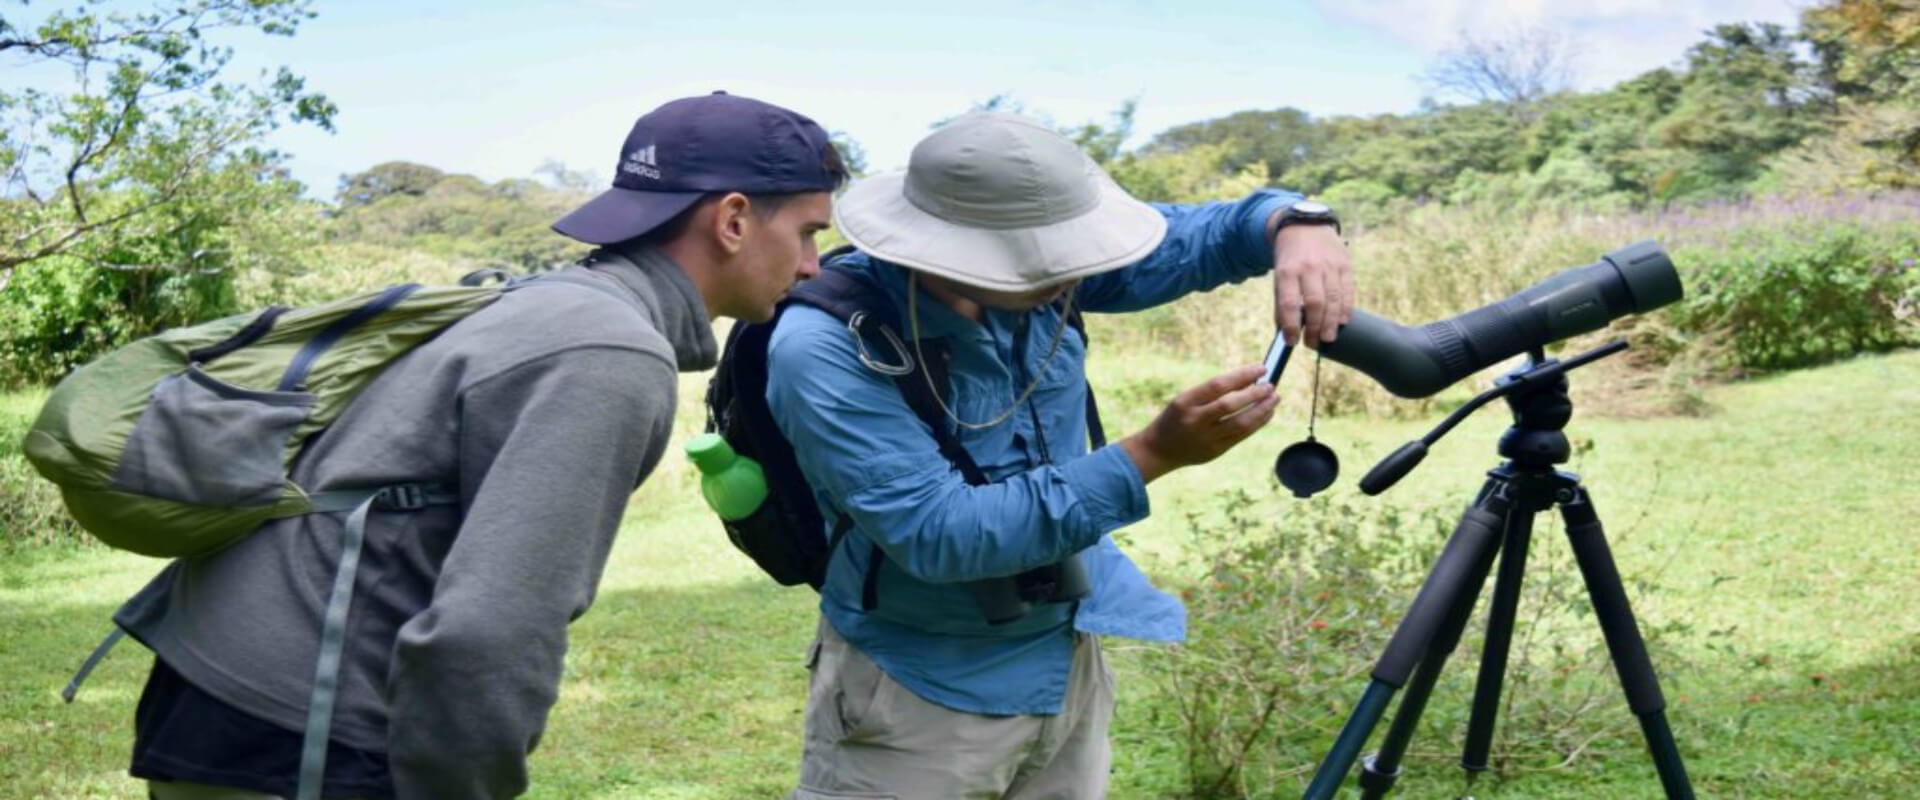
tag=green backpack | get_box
[22,268,633,800]
[24,270,627,556]
[26,281,482,556]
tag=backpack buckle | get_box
[372,484,429,511]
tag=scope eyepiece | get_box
[1604,240,1683,312]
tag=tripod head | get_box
[1357,340,1628,495]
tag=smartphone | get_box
[1261,329,1293,385]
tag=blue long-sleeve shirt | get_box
[765,189,1296,715]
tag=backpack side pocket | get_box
[111,364,315,507]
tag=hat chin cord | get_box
[906,271,1074,431]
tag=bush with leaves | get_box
[1129,478,1693,799]
[1672,213,1920,373]
[1125,490,1444,798]
[0,158,323,385]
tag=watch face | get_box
[1293,201,1331,215]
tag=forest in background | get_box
[3,0,1916,388]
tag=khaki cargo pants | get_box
[792,619,1116,800]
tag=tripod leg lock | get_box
[1360,752,1404,794]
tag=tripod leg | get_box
[1560,487,1697,800]
[1303,481,1513,800]
[1359,505,1517,800]
[1460,506,1536,776]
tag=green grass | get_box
[3,350,1916,798]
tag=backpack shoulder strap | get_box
[787,264,988,485]
[889,339,989,486]
[1054,297,1107,450]
[786,264,888,325]
[787,260,992,610]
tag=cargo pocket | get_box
[111,364,314,507]
[829,638,889,741]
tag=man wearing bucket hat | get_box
[767,111,1353,798]
[114,92,845,800]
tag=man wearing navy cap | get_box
[116,92,846,800]
[554,90,848,321]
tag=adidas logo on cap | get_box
[621,143,660,180]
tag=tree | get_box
[1063,98,1137,168]
[1523,69,1685,200]
[1652,23,1822,198]
[336,161,447,207]
[828,131,869,178]
[1789,0,1920,188]
[1,0,334,289]
[1108,142,1270,204]
[1803,0,1920,102]
[0,0,333,385]
[1282,104,1528,200]
[327,167,589,273]
[1421,26,1579,116]
[1145,107,1325,182]
[533,159,599,193]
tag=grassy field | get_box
[2,346,1914,798]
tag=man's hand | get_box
[1272,222,1356,346]
[1120,365,1278,484]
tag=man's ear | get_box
[710,192,752,255]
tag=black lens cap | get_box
[1275,438,1339,498]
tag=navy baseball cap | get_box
[553,91,843,245]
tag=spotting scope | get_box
[1318,240,1681,397]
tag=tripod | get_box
[1301,342,1696,800]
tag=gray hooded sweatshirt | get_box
[116,244,717,799]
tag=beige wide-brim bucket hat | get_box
[833,112,1168,292]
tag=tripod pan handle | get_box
[1360,441,1428,495]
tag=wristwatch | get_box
[1274,200,1341,237]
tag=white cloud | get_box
[1310,0,1810,90]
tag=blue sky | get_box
[12,0,1810,196]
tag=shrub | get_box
[0,255,238,387]
[1127,490,1445,798]
[1671,221,1920,372]
[1130,478,1691,798]
[0,168,325,388]
[1318,179,1406,229]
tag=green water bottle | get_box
[686,433,768,520]
[689,433,815,585]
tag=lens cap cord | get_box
[1276,348,1340,498]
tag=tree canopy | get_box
[1,0,334,283]
[1121,3,1917,208]
[1,0,336,383]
